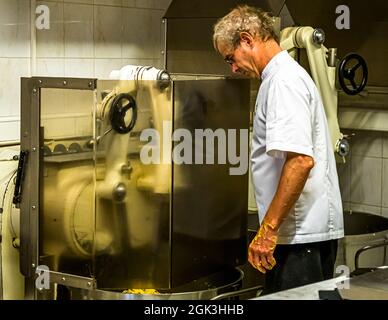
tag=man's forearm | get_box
[263,152,314,230]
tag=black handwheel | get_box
[338,53,368,95]
[109,93,137,134]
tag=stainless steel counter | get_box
[252,275,348,300]
[252,267,388,300]
[338,267,388,300]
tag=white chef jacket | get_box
[251,50,344,244]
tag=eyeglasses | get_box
[223,42,240,65]
[224,54,235,65]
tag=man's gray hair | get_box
[213,5,279,52]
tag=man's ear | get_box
[239,32,254,48]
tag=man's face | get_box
[217,37,260,78]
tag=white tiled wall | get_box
[337,129,388,219]
[0,0,172,143]
[0,0,31,143]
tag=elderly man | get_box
[213,5,344,294]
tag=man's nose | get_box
[231,63,239,73]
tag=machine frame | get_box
[20,78,97,299]
[19,75,250,300]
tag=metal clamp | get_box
[45,270,96,290]
[12,150,29,208]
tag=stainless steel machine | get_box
[17,73,250,299]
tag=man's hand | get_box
[248,221,278,273]
[248,152,313,274]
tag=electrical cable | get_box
[0,155,19,162]
[0,170,17,215]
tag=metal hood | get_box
[163,0,289,76]
[164,0,285,18]
[163,0,388,87]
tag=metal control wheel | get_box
[338,53,368,95]
[109,93,137,134]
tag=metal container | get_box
[67,267,244,300]
[335,211,388,272]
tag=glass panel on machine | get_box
[40,88,96,277]
[38,76,249,294]
[93,80,172,291]
[171,77,250,287]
